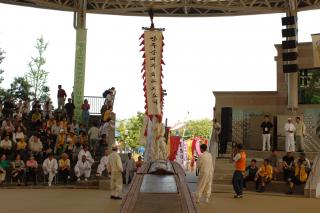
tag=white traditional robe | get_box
[124,158,136,184]
[78,150,94,166]
[195,151,213,200]
[74,160,92,178]
[285,122,296,152]
[107,151,123,197]
[42,158,58,184]
[96,155,109,175]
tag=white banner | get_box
[311,34,320,67]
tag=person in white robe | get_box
[77,145,94,166]
[107,146,123,200]
[74,155,92,181]
[42,154,58,187]
[124,153,136,184]
[195,144,213,203]
[96,149,110,177]
[285,118,296,152]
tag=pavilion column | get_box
[287,0,298,111]
[73,0,87,122]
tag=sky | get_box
[0,4,320,126]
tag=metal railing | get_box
[84,96,105,115]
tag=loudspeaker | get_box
[281,16,297,26]
[282,40,297,49]
[220,107,232,154]
[282,28,297,37]
[282,52,298,61]
[283,64,298,73]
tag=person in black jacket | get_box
[260,115,273,151]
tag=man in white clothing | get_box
[124,153,136,185]
[77,145,94,166]
[42,153,58,187]
[285,118,296,152]
[107,146,123,200]
[74,155,92,181]
[96,149,110,177]
[195,144,213,203]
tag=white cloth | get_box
[88,127,100,140]
[107,151,123,197]
[262,134,271,151]
[78,150,94,166]
[124,158,136,184]
[29,137,43,152]
[195,151,213,200]
[74,160,91,178]
[42,158,58,184]
[96,155,109,175]
[0,139,12,150]
[285,123,296,152]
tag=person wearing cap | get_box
[295,117,306,152]
[232,143,247,198]
[96,149,110,177]
[42,153,58,187]
[195,144,214,203]
[59,153,71,184]
[74,155,91,182]
[107,145,123,200]
[284,118,296,152]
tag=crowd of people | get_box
[0,85,121,187]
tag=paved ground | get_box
[1,189,319,213]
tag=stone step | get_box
[245,150,318,161]
[245,180,305,195]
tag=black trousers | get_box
[59,169,70,184]
[232,170,244,196]
[25,169,37,185]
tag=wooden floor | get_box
[1,189,320,213]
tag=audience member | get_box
[11,154,25,185]
[255,159,273,192]
[0,154,9,184]
[25,155,38,185]
[42,153,58,187]
[74,155,91,182]
[243,159,258,188]
[96,149,110,177]
[59,153,71,184]
[282,152,295,181]
[287,159,308,194]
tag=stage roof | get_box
[0,0,319,17]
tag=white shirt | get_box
[88,126,99,140]
[100,155,109,166]
[42,158,58,172]
[0,139,12,150]
[75,160,91,171]
[107,151,123,173]
[78,150,94,165]
[285,122,296,136]
[124,158,136,172]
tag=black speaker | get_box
[282,28,297,37]
[283,64,298,73]
[281,16,297,26]
[220,107,232,154]
[282,40,297,49]
[282,52,298,61]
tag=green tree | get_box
[116,112,145,148]
[0,48,4,85]
[7,77,33,101]
[185,119,212,139]
[26,36,50,102]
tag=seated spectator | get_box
[0,134,13,156]
[42,153,58,187]
[12,108,22,121]
[31,109,42,128]
[11,154,25,185]
[43,138,55,160]
[32,100,41,111]
[25,155,38,185]
[255,159,273,192]
[298,153,311,173]
[0,154,9,184]
[2,97,15,118]
[1,117,14,136]
[56,129,67,155]
[66,129,77,155]
[96,149,110,177]
[42,100,53,120]
[243,159,258,188]
[28,133,43,162]
[70,120,79,135]
[79,131,88,146]
[287,159,308,194]
[136,156,144,170]
[75,155,92,182]
[77,145,94,166]
[268,149,281,180]
[59,153,70,184]
[59,117,68,132]
[282,152,295,181]
[13,126,25,144]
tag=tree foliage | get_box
[185,119,212,139]
[7,77,33,101]
[116,112,145,148]
[0,48,5,85]
[26,36,50,102]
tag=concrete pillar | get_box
[73,0,87,122]
[287,0,298,110]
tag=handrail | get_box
[83,96,104,115]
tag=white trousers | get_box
[43,169,56,184]
[75,167,91,178]
[110,172,123,197]
[262,134,271,151]
[96,163,107,175]
[195,172,213,200]
[285,135,295,152]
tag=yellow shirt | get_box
[258,164,273,179]
[295,165,308,182]
[31,113,41,122]
[57,133,66,148]
[59,159,70,170]
[17,141,27,150]
[295,122,306,136]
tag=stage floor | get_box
[1,189,319,213]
